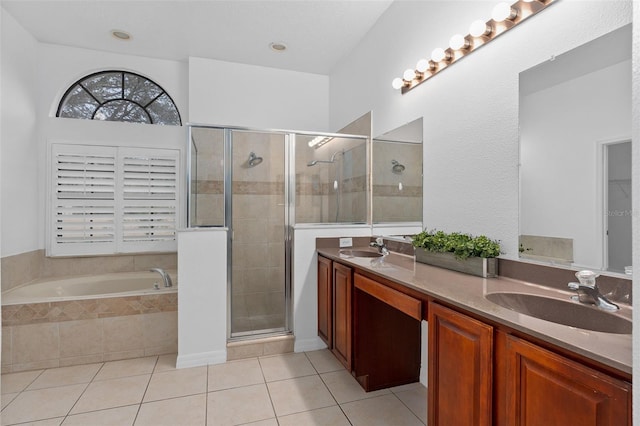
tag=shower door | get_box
[229,130,290,337]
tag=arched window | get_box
[57,70,181,126]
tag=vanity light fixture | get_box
[449,34,469,51]
[492,2,517,22]
[431,47,450,63]
[392,0,555,94]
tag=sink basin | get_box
[485,292,632,334]
[339,249,383,258]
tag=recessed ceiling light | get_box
[269,42,287,52]
[111,30,131,41]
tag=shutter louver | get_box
[123,155,176,200]
[122,202,176,243]
[49,144,179,256]
[55,202,115,244]
[56,153,115,199]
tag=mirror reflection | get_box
[519,24,632,274]
[372,118,423,223]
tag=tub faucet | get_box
[568,270,618,311]
[150,268,173,288]
[370,237,389,256]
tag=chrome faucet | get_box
[150,268,173,288]
[369,237,389,256]
[568,270,618,311]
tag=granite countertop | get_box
[317,246,632,377]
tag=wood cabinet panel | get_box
[354,273,421,321]
[317,255,332,347]
[332,262,352,370]
[503,334,631,426]
[428,302,493,426]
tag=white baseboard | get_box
[294,336,327,353]
[176,350,227,369]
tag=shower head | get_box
[248,152,263,167]
[306,151,343,167]
[391,160,405,174]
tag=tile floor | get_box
[0,350,426,425]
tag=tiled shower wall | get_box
[231,132,286,333]
[372,142,422,223]
[297,143,368,223]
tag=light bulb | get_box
[416,58,431,73]
[449,34,468,51]
[403,68,416,81]
[392,78,404,90]
[431,47,447,62]
[469,19,490,37]
[492,2,516,22]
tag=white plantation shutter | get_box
[117,149,178,252]
[49,144,179,256]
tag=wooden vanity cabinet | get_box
[317,255,332,347]
[428,301,493,426]
[332,262,353,370]
[429,301,632,426]
[500,332,631,426]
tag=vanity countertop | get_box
[317,247,632,377]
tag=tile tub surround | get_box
[1,250,177,292]
[0,351,427,425]
[2,293,177,373]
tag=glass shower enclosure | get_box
[189,125,368,339]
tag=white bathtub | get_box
[1,270,178,305]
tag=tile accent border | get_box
[2,293,177,327]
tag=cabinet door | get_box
[332,262,353,370]
[504,335,631,426]
[317,255,332,347]
[428,302,493,426]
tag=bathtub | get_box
[2,270,177,305]
[1,270,179,373]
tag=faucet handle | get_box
[375,237,384,245]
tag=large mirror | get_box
[372,118,423,223]
[519,24,632,274]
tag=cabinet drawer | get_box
[354,273,421,321]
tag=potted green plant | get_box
[411,229,501,278]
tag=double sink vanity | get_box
[316,237,632,426]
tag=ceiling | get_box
[1,0,394,75]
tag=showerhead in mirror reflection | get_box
[247,151,263,167]
[391,159,405,174]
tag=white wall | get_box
[188,57,329,131]
[19,43,188,256]
[1,10,39,257]
[292,225,372,352]
[177,229,227,368]
[520,60,631,268]
[329,0,632,259]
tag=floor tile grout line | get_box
[132,356,159,425]
[389,389,425,425]
[257,355,280,424]
[59,361,108,424]
[316,369,355,425]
